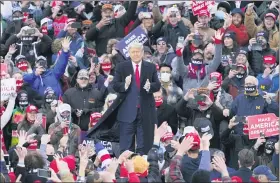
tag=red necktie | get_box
[135,64,140,88]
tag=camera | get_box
[71,22,82,29]
[24,28,36,35]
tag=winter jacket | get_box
[222,24,250,46]
[257,65,279,94]
[249,46,276,76]
[86,1,137,56]
[177,39,223,94]
[221,128,256,169]
[17,119,45,142]
[23,50,69,97]
[48,121,81,155]
[5,34,53,67]
[245,11,279,51]
[176,98,226,149]
[152,20,190,51]
[62,84,104,131]
[230,93,278,117]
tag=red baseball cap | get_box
[25,105,38,113]
[185,132,200,150]
[263,55,276,65]
[160,132,174,142]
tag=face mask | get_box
[191,59,204,65]
[47,155,54,162]
[21,36,34,45]
[16,79,24,91]
[160,73,171,82]
[101,63,112,72]
[59,111,71,124]
[13,16,23,22]
[45,94,55,104]
[16,60,29,71]
[236,74,244,79]
[155,98,163,107]
[165,144,175,152]
[215,10,225,20]
[264,141,275,155]
[244,85,256,94]
[19,100,29,107]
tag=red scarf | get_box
[16,79,24,92]
[187,63,206,79]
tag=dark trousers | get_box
[119,108,144,155]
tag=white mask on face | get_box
[161,73,171,82]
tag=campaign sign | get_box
[1,78,16,101]
[192,1,215,16]
[116,25,148,59]
[247,113,279,139]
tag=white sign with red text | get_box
[247,113,279,139]
[1,78,16,101]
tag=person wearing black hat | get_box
[222,63,248,99]
[1,5,24,44]
[38,87,57,132]
[222,8,249,46]
[248,30,276,76]
[245,3,279,51]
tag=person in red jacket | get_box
[222,8,249,47]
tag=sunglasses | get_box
[78,77,89,80]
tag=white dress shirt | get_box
[132,61,142,78]
[124,61,142,90]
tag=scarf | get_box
[187,62,206,79]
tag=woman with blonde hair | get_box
[88,93,120,157]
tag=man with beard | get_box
[86,2,137,56]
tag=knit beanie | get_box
[95,142,112,170]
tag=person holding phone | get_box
[48,104,81,155]
[86,2,137,56]
[176,88,226,149]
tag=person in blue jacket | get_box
[23,37,71,98]
[230,75,279,117]
[257,55,279,94]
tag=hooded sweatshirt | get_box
[257,65,279,94]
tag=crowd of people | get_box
[0,1,279,183]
